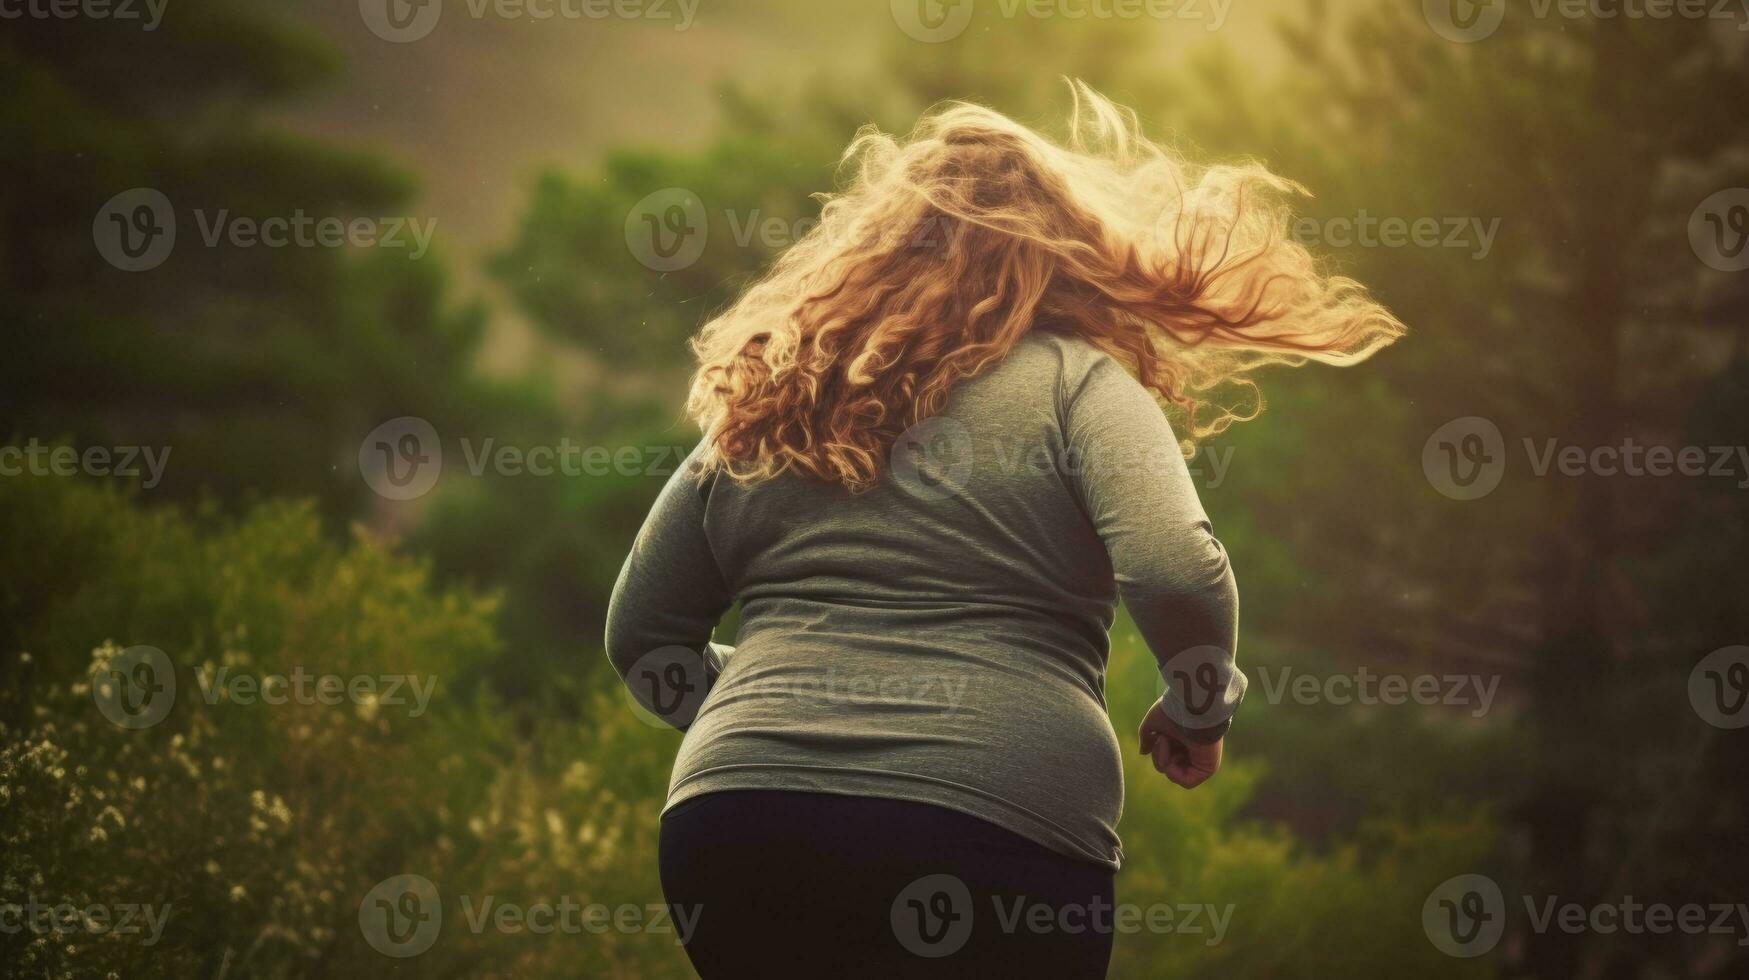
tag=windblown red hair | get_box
[687,81,1404,490]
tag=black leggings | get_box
[659,790,1116,979]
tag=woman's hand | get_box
[1138,698,1223,789]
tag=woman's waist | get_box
[733,593,1113,656]
[676,653,1127,829]
[720,620,1108,697]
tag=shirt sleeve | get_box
[1063,356,1246,742]
[604,442,735,730]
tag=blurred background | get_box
[3,0,1747,976]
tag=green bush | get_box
[2,474,1500,978]
[0,474,696,978]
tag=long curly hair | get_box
[687,81,1404,490]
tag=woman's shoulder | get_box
[1007,329,1117,379]
[1003,329,1137,402]
[952,330,1143,435]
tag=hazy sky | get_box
[273,0,1289,376]
[279,0,1288,263]
[281,1,890,262]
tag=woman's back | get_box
[608,86,1399,977]
[607,330,1241,869]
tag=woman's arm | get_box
[1064,356,1247,782]
[604,443,734,730]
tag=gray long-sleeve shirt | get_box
[605,330,1244,869]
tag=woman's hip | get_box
[658,789,1115,979]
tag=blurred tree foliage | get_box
[0,0,548,519]
[0,473,677,978]
[1145,7,1749,976]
